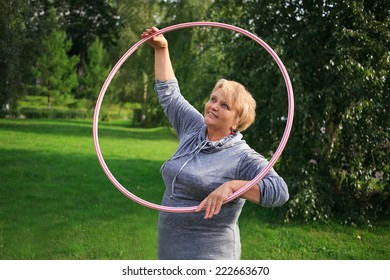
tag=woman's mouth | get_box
[207,111,217,119]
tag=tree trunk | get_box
[141,72,148,126]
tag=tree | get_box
[0,0,32,112]
[209,0,390,224]
[33,29,79,106]
[79,38,111,104]
[322,0,390,223]
[161,0,218,108]
[114,0,215,126]
[112,0,166,126]
[1,1,119,111]
[28,0,120,76]
[56,0,120,73]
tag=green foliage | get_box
[19,107,91,119]
[78,38,111,104]
[209,0,390,224]
[33,29,79,105]
[51,0,120,69]
[15,95,137,121]
[162,0,219,108]
[109,0,164,125]
[0,0,33,108]
[323,1,390,224]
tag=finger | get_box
[206,198,217,219]
[141,30,151,38]
[195,199,207,212]
[142,28,153,35]
[143,28,156,37]
[214,199,223,216]
[210,200,218,218]
[204,198,214,219]
[204,200,211,219]
[214,200,223,215]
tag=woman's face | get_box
[204,88,238,136]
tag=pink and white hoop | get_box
[93,22,294,213]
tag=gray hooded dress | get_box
[155,78,289,260]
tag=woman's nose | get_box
[210,102,219,111]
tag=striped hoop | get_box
[93,22,294,213]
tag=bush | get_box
[19,107,92,119]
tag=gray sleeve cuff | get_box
[259,177,289,207]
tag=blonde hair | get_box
[211,79,256,132]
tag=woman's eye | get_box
[222,103,229,109]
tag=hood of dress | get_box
[197,125,245,154]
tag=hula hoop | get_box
[93,21,294,213]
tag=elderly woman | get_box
[141,27,289,260]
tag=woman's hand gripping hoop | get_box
[92,22,294,213]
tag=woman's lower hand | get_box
[195,182,235,219]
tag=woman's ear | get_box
[232,116,240,132]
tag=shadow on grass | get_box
[0,148,166,213]
[0,147,166,259]
[0,119,176,140]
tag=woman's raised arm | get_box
[141,27,175,81]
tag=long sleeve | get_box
[258,176,289,207]
[237,148,289,207]
[154,78,204,140]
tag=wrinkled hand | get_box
[141,27,168,49]
[195,181,236,219]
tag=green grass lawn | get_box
[0,119,389,260]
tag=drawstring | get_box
[163,132,238,199]
[160,140,207,172]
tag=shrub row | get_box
[19,107,93,119]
